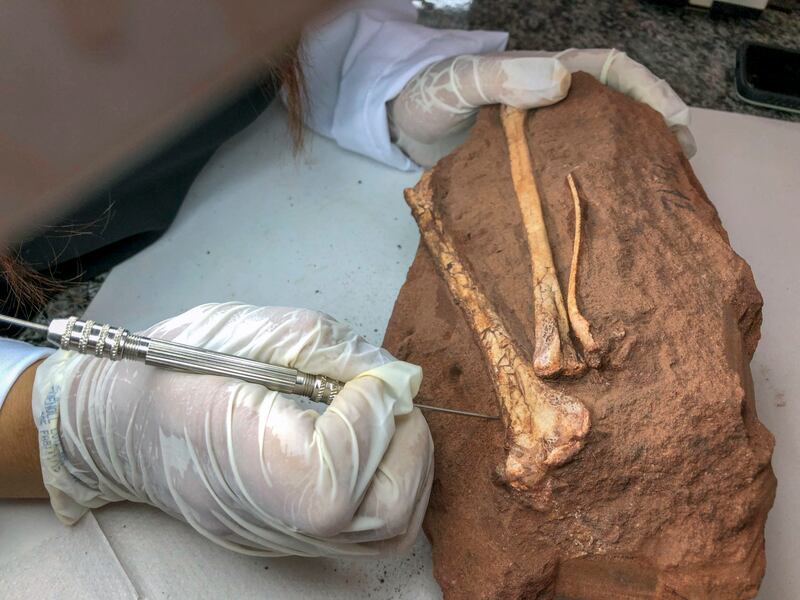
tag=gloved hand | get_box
[32,303,433,557]
[388,48,695,167]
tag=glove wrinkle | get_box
[389,48,695,167]
[31,302,434,557]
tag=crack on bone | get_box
[405,172,590,492]
[499,106,585,379]
[566,172,602,368]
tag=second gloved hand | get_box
[388,48,695,167]
[32,303,433,557]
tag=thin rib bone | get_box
[566,173,601,367]
[405,172,590,490]
[499,106,585,379]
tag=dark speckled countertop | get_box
[17,0,800,324]
[418,0,800,122]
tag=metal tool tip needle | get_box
[0,314,50,334]
[414,402,500,420]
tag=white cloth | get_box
[300,0,508,170]
[32,303,434,557]
[0,338,53,414]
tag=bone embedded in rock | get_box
[388,76,775,600]
[405,172,590,490]
[499,106,585,379]
[566,173,602,368]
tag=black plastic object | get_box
[736,42,800,113]
[640,0,764,19]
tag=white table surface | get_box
[1,103,797,599]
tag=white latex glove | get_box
[388,48,695,167]
[32,303,434,557]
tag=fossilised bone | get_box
[500,106,585,379]
[404,171,590,490]
[566,173,601,368]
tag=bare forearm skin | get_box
[0,361,47,498]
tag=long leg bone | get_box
[566,173,601,368]
[500,106,585,379]
[405,172,590,491]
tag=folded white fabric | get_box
[299,0,507,170]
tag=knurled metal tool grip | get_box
[51,317,341,403]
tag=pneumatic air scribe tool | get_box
[0,314,498,419]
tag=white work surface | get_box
[1,103,798,599]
